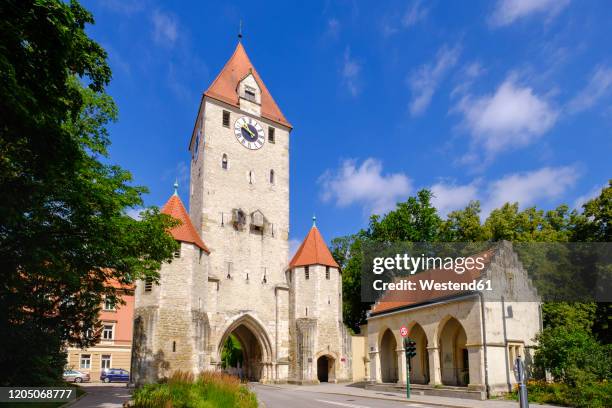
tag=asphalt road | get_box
[69,383,131,408]
[252,384,438,408]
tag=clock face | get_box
[234,116,265,150]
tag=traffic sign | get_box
[400,326,408,337]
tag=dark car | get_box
[63,370,90,383]
[100,368,129,383]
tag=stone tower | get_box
[187,41,292,382]
[131,189,211,385]
[287,219,352,383]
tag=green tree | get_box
[0,0,178,385]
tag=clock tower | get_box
[188,41,292,381]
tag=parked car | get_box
[63,370,90,383]
[100,368,129,383]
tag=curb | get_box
[62,388,87,408]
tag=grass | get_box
[132,371,258,408]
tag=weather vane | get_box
[238,20,243,40]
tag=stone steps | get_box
[365,382,486,400]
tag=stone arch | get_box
[437,316,469,386]
[379,328,398,383]
[217,314,273,382]
[406,322,429,385]
[315,353,336,383]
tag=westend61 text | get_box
[373,279,493,292]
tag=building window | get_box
[103,297,115,311]
[244,86,256,102]
[268,127,275,143]
[144,276,153,292]
[102,324,114,340]
[101,355,111,370]
[269,169,275,184]
[249,170,253,184]
[222,110,230,127]
[225,261,233,279]
[80,354,91,369]
[326,266,330,280]
[305,266,310,280]
[174,247,181,258]
[172,341,176,352]
[222,154,228,170]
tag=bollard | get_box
[514,356,529,408]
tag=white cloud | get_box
[567,66,612,113]
[341,47,362,97]
[402,0,429,27]
[456,77,558,158]
[573,184,605,210]
[489,0,571,27]
[125,207,143,220]
[430,181,480,216]
[483,166,579,214]
[408,45,461,116]
[289,238,302,261]
[325,18,341,39]
[319,158,411,215]
[152,10,178,46]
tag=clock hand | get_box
[242,124,255,137]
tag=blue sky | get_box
[83,0,611,251]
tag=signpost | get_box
[400,326,416,400]
[513,356,529,408]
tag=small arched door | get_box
[317,356,329,382]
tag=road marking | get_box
[315,399,372,408]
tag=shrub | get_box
[509,380,612,408]
[133,371,258,408]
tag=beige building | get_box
[361,242,541,399]
[131,41,351,385]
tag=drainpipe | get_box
[478,292,490,399]
[502,296,511,392]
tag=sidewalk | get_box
[264,382,563,408]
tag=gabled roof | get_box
[204,42,291,129]
[369,249,495,316]
[289,225,339,268]
[161,194,209,253]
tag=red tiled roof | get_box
[369,249,495,315]
[161,194,209,252]
[289,226,339,268]
[204,42,291,129]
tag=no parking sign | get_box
[400,325,408,337]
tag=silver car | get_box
[63,369,90,383]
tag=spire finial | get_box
[173,179,179,196]
[238,20,243,40]
[312,214,317,227]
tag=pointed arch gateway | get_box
[217,314,273,382]
[379,328,398,383]
[437,317,469,386]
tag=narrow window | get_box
[305,307,308,316]
[222,110,230,127]
[101,355,112,370]
[305,266,310,280]
[172,341,176,352]
[269,169,275,184]
[174,248,180,258]
[326,266,330,280]
[102,324,114,340]
[144,276,153,292]
[245,86,256,102]
[249,171,253,184]
[222,154,228,170]
[80,354,91,369]
[226,261,233,279]
[268,127,275,143]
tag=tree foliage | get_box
[0,0,178,385]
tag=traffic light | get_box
[404,337,417,358]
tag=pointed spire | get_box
[289,222,339,268]
[173,179,179,196]
[161,193,209,252]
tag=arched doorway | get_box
[380,329,398,383]
[438,317,469,386]
[408,323,429,385]
[218,315,273,382]
[316,355,335,382]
